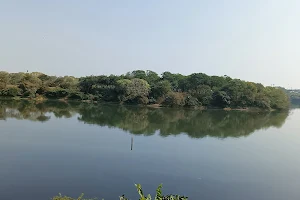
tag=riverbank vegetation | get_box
[0,70,289,109]
[52,184,188,200]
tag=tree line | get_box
[0,70,290,109]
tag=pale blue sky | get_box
[0,0,299,88]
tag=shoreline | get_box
[0,97,279,112]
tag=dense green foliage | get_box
[52,184,188,200]
[0,70,290,109]
[0,100,288,139]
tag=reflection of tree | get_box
[76,104,289,139]
[0,100,289,138]
[0,100,75,122]
[0,100,50,122]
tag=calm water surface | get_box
[0,100,300,200]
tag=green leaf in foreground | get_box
[52,184,188,200]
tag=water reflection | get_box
[0,100,289,138]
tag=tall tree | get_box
[0,71,9,89]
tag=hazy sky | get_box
[0,0,299,88]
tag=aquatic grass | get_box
[51,184,188,200]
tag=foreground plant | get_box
[52,184,188,200]
[135,184,188,200]
[52,193,96,200]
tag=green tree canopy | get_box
[0,70,290,110]
[0,71,9,89]
[117,78,150,104]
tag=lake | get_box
[0,100,300,200]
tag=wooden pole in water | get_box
[131,137,133,151]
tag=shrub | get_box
[185,95,201,107]
[212,91,231,108]
[0,86,21,97]
[137,96,149,105]
[22,89,37,98]
[189,85,213,106]
[68,92,84,100]
[36,86,47,95]
[148,97,156,104]
[162,92,186,107]
[156,96,165,104]
[45,88,69,98]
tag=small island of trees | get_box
[0,70,289,110]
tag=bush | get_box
[22,89,37,98]
[36,86,47,95]
[0,86,21,97]
[185,95,201,107]
[148,97,156,104]
[156,96,165,104]
[189,85,213,106]
[45,88,69,98]
[68,92,84,100]
[212,91,231,108]
[137,96,149,105]
[162,92,186,107]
